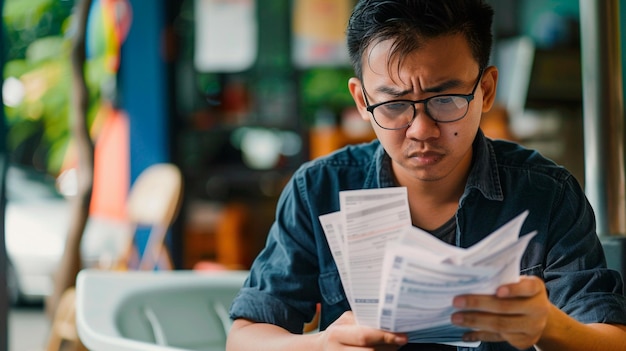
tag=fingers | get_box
[450,276,550,349]
[461,330,541,350]
[337,327,407,347]
[452,310,537,334]
[453,292,537,315]
[453,276,546,313]
[496,275,545,298]
[452,309,545,349]
[324,311,408,349]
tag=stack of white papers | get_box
[320,187,536,347]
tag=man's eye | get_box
[381,102,411,113]
[430,96,455,105]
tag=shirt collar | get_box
[466,129,503,201]
[373,145,396,188]
[373,129,503,201]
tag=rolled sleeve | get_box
[564,292,626,325]
[228,174,320,333]
[543,175,626,325]
[549,270,626,325]
[229,287,310,334]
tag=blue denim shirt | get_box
[229,131,626,351]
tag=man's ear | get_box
[348,77,372,122]
[481,66,499,113]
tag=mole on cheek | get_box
[454,132,458,136]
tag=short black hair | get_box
[346,0,494,78]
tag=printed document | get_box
[320,187,536,347]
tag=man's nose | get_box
[405,106,440,140]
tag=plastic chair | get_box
[106,163,184,271]
[75,269,249,351]
[47,163,184,351]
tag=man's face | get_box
[349,33,497,186]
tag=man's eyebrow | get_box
[375,86,413,98]
[375,79,465,97]
[422,79,464,93]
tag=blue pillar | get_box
[121,0,170,177]
[120,0,172,263]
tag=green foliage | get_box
[26,36,68,63]
[300,67,356,126]
[3,0,73,61]
[3,0,109,174]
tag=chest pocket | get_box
[318,271,347,305]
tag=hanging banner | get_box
[292,0,352,68]
[194,0,257,72]
[87,0,133,73]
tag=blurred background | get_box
[2,0,626,350]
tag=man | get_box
[227,1,626,350]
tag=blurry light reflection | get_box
[231,127,302,170]
[3,76,25,107]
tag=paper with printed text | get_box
[320,187,535,347]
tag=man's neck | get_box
[393,152,473,231]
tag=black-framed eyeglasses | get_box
[362,68,484,130]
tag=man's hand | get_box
[450,275,550,350]
[228,312,407,351]
[321,311,408,350]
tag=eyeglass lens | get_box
[373,96,470,129]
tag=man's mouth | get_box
[409,150,444,166]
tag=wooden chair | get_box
[46,287,88,351]
[113,163,184,271]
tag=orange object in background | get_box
[90,105,129,220]
[61,103,129,220]
[309,126,376,159]
[309,107,376,159]
[480,103,517,142]
[186,201,252,270]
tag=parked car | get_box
[5,164,127,304]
